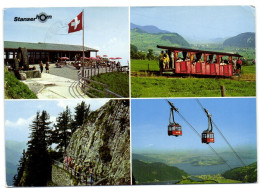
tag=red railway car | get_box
[157,45,242,77]
[168,123,182,136]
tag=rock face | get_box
[66,99,130,185]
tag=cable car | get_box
[202,132,214,144]
[167,100,182,137]
[168,123,182,136]
[201,108,214,144]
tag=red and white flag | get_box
[68,12,83,33]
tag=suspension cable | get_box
[196,99,246,167]
[166,99,232,169]
[176,111,232,169]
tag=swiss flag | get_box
[68,12,83,33]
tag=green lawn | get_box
[131,59,159,72]
[88,72,129,98]
[131,76,255,97]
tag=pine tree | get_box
[23,111,52,186]
[13,149,27,186]
[71,101,91,133]
[52,106,72,153]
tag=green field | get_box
[176,174,241,184]
[88,72,129,98]
[131,60,256,97]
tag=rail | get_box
[77,71,123,98]
[53,160,99,186]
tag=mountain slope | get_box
[222,162,257,183]
[223,32,255,48]
[131,28,190,54]
[65,100,130,185]
[131,23,171,34]
[5,140,27,186]
[132,159,188,183]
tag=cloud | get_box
[57,100,77,109]
[56,99,109,112]
[5,115,35,128]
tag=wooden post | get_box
[220,85,226,97]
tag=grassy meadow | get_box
[88,72,129,98]
[131,60,256,98]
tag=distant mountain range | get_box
[131,23,171,34]
[131,23,255,53]
[223,32,255,48]
[5,140,27,186]
[131,23,190,54]
[132,159,188,184]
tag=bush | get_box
[4,68,37,99]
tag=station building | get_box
[4,41,99,65]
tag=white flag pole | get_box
[82,9,84,77]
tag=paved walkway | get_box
[22,72,89,99]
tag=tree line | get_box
[13,101,91,186]
[131,44,157,60]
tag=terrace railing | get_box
[77,71,123,98]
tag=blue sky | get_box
[4,7,129,65]
[131,98,256,153]
[5,99,109,142]
[131,6,255,42]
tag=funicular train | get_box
[157,45,243,77]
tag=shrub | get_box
[4,68,37,99]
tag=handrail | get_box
[53,160,97,185]
[78,71,123,98]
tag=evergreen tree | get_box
[13,150,27,186]
[52,106,72,152]
[71,101,91,133]
[24,111,52,186]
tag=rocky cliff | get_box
[65,99,130,185]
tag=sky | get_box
[131,98,256,153]
[4,7,129,65]
[131,6,255,42]
[5,99,109,143]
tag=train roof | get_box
[157,45,243,57]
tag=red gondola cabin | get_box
[168,123,182,137]
[202,132,214,144]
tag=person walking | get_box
[39,61,44,73]
[236,57,242,74]
[45,62,50,73]
[89,165,94,185]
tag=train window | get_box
[172,126,175,131]
[168,126,171,131]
